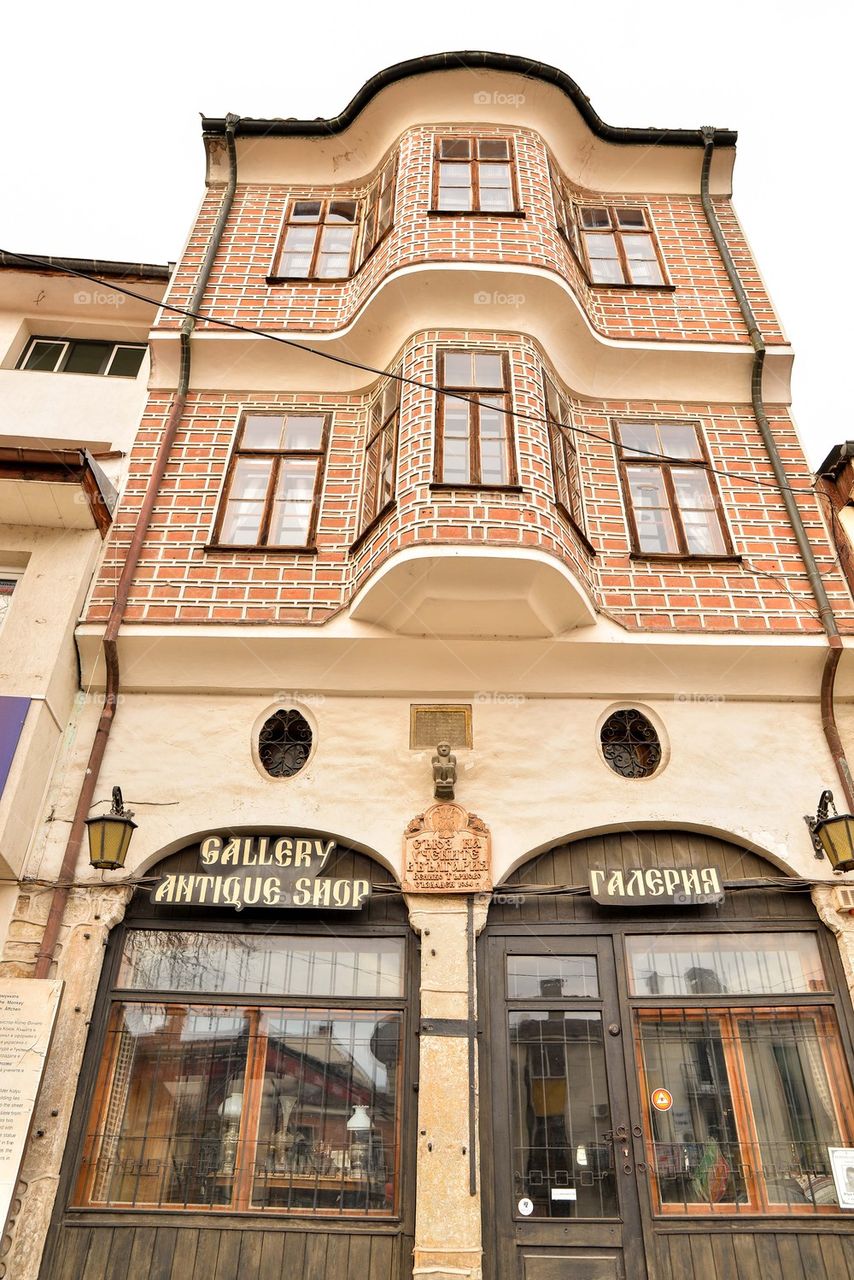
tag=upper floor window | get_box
[274,200,359,279]
[214,412,329,549]
[579,206,664,286]
[361,156,397,264]
[0,577,17,630]
[436,351,515,487]
[549,163,581,260]
[542,373,585,535]
[432,137,517,213]
[616,421,731,558]
[359,376,400,534]
[17,337,146,378]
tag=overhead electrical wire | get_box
[2,249,821,499]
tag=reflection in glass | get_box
[626,933,826,997]
[118,931,404,998]
[509,1011,617,1219]
[507,955,599,1000]
[74,1002,402,1216]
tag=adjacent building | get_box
[3,53,854,1280]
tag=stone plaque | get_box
[402,802,492,893]
[0,979,62,1237]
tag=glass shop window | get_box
[629,932,854,1216]
[73,931,406,1217]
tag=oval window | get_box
[600,709,661,778]
[258,708,313,778]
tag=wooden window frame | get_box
[576,204,669,289]
[434,349,518,489]
[614,418,735,561]
[270,198,360,282]
[355,376,401,543]
[634,1002,854,1218]
[16,335,147,377]
[360,154,398,266]
[430,135,523,216]
[541,370,590,545]
[548,159,583,264]
[210,410,330,552]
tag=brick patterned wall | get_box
[160,125,784,346]
[86,331,851,634]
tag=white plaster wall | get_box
[26,690,842,887]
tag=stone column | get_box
[813,884,854,998]
[0,885,132,1280]
[406,894,489,1280]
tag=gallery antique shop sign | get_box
[588,865,724,907]
[151,832,371,911]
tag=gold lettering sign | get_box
[402,802,492,894]
[151,833,370,911]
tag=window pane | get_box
[478,139,510,160]
[478,398,508,485]
[242,416,284,449]
[290,201,322,221]
[320,226,355,254]
[378,425,395,507]
[507,955,599,999]
[658,422,702,460]
[328,200,358,223]
[617,208,647,228]
[625,237,663,286]
[580,207,610,229]
[284,226,317,252]
[269,458,318,544]
[22,339,64,371]
[74,1003,251,1208]
[637,1013,744,1209]
[443,353,474,386]
[739,1010,851,1209]
[440,138,471,160]
[617,422,661,458]
[672,469,727,555]
[107,346,146,378]
[250,1010,402,1214]
[626,466,679,554]
[442,401,470,483]
[118,932,405,998]
[0,578,16,629]
[279,253,313,277]
[438,163,472,210]
[63,340,113,375]
[230,457,273,502]
[220,500,265,545]
[283,415,324,450]
[473,353,504,387]
[626,933,827,997]
[363,436,380,524]
[316,253,352,278]
[479,181,514,212]
[509,1011,617,1219]
[587,255,624,285]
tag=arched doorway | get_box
[40,835,417,1280]
[480,830,854,1280]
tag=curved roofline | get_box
[0,251,171,282]
[201,50,737,147]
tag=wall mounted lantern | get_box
[805,789,854,872]
[85,786,137,871]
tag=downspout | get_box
[33,115,240,978]
[699,127,854,812]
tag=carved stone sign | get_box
[402,802,492,893]
[0,979,62,1238]
[151,833,371,911]
[588,865,724,907]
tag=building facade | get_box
[3,53,854,1280]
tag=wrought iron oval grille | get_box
[600,709,661,778]
[258,709,313,778]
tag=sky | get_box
[1,0,851,466]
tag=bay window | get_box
[435,350,515,487]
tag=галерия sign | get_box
[588,865,724,907]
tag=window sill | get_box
[554,503,597,556]
[203,543,319,555]
[266,275,353,285]
[348,499,396,555]
[427,209,526,218]
[628,552,742,564]
[429,483,524,493]
[590,282,676,292]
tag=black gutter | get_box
[201,51,737,148]
[817,441,854,480]
[0,252,171,281]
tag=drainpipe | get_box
[33,116,240,978]
[699,128,854,812]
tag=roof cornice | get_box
[200,51,737,147]
[0,252,171,282]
